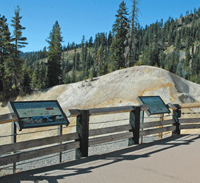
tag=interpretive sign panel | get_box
[137,96,170,116]
[8,100,69,131]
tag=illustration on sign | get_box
[137,96,170,115]
[8,100,69,130]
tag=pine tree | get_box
[190,47,200,83]
[159,51,166,69]
[71,66,76,83]
[183,49,191,79]
[149,42,159,66]
[175,32,181,50]
[109,1,130,71]
[96,45,108,76]
[5,6,27,94]
[77,52,80,71]
[87,52,93,69]
[41,62,47,88]
[31,62,39,88]
[21,64,31,93]
[46,21,63,87]
[0,14,12,94]
[126,0,140,67]
[64,72,70,84]
[96,45,103,75]
[37,65,43,89]
[81,35,87,71]
[89,64,97,81]
[60,50,65,84]
[107,31,113,47]
[73,52,76,68]
[11,6,27,58]
[88,36,93,47]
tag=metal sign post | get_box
[140,110,144,143]
[58,125,62,163]
[158,113,164,139]
[11,122,17,174]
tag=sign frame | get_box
[137,96,170,116]
[8,100,69,131]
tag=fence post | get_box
[140,110,144,143]
[128,106,141,146]
[58,125,62,163]
[158,114,164,139]
[172,104,181,135]
[76,110,89,159]
[11,122,17,174]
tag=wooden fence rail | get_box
[1,103,200,174]
[0,132,79,155]
[68,105,149,117]
[0,113,18,124]
[140,126,176,136]
[89,124,132,136]
[180,124,200,130]
[0,141,79,166]
[140,119,175,129]
[179,118,200,124]
[180,103,200,109]
[89,132,133,146]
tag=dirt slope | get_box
[1,66,200,145]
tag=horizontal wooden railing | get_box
[89,132,133,146]
[0,132,79,155]
[140,119,175,129]
[140,119,176,137]
[0,141,79,167]
[88,123,133,147]
[180,103,200,109]
[0,102,200,175]
[140,126,176,136]
[68,105,149,117]
[0,113,18,124]
[89,124,132,137]
[177,103,200,131]
[0,132,79,167]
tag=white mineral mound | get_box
[1,66,200,145]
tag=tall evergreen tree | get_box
[6,6,27,95]
[88,36,93,47]
[81,35,87,70]
[76,52,80,71]
[107,31,113,47]
[46,21,63,87]
[60,49,65,84]
[31,62,39,89]
[71,66,76,83]
[125,0,139,67]
[0,14,12,94]
[21,64,31,93]
[109,1,130,71]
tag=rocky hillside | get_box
[1,66,200,145]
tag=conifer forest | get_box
[1,1,200,100]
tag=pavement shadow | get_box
[0,134,199,183]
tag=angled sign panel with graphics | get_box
[8,100,69,131]
[137,96,170,116]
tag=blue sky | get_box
[1,0,200,52]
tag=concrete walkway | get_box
[1,134,200,183]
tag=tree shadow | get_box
[1,134,199,183]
